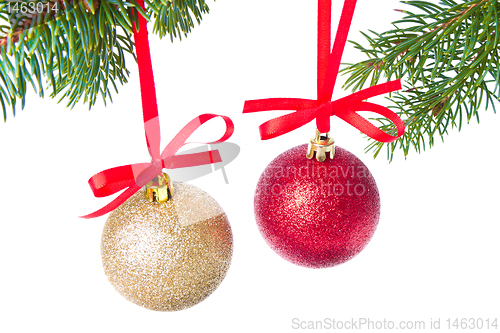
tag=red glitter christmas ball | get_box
[254,144,380,268]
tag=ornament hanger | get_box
[243,0,406,160]
[83,0,234,218]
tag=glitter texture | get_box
[254,144,380,268]
[101,182,233,311]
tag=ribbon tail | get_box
[339,80,402,105]
[336,102,405,143]
[81,184,141,219]
[160,114,234,160]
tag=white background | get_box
[0,0,499,332]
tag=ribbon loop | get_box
[243,0,406,143]
[335,102,405,143]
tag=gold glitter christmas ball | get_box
[101,182,233,311]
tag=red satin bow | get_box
[82,0,234,218]
[243,0,405,142]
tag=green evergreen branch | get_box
[0,0,211,121]
[148,0,210,41]
[341,0,500,160]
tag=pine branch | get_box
[341,0,500,161]
[0,0,212,121]
[148,0,210,41]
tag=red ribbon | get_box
[243,0,405,142]
[82,0,234,218]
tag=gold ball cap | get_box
[144,172,173,202]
